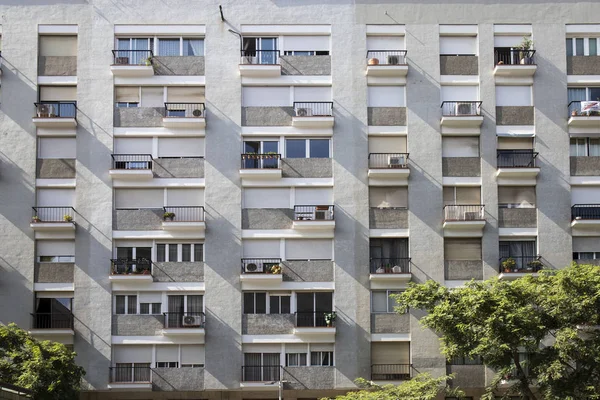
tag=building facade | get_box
[0,0,599,399]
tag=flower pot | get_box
[572,110,578,117]
[368,58,379,66]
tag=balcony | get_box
[240,258,283,288]
[366,50,408,77]
[162,103,206,128]
[109,258,153,283]
[293,205,335,230]
[239,154,282,180]
[109,154,154,180]
[496,150,540,185]
[498,255,543,279]
[493,49,537,78]
[32,102,77,128]
[293,311,336,335]
[571,204,600,231]
[108,366,152,391]
[292,102,334,128]
[368,153,410,184]
[29,312,74,342]
[110,50,154,77]
[371,364,412,381]
[30,207,76,233]
[443,205,485,236]
[440,101,483,129]
[241,366,281,386]
[162,311,205,336]
[239,50,281,77]
[369,258,412,286]
[568,101,600,127]
[162,206,205,231]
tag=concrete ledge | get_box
[498,208,537,228]
[442,157,481,177]
[440,55,478,75]
[371,313,410,334]
[496,106,534,126]
[369,208,408,229]
[445,260,483,280]
[368,107,406,126]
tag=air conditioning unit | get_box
[464,211,479,220]
[314,210,327,220]
[296,108,313,117]
[388,156,406,168]
[192,109,203,117]
[387,55,400,65]
[244,262,261,273]
[182,315,202,327]
[456,102,473,116]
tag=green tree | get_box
[0,323,85,400]
[396,263,600,400]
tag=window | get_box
[116,102,139,108]
[156,243,203,262]
[286,353,307,366]
[38,255,75,263]
[442,137,480,158]
[285,139,330,158]
[181,363,204,368]
[269,295,291,314]
[574,252,600,260]
[567,37,598,56]
[443,186,481,206]
[242,37,278,64]
[140,303,161,315]
[115,295,137,315]
[244,292,267,314]
[371,290,403,313]
[156,361,179,368]
[570,138,600,156]
[369,187,408,209]
[498,186,536,208]
[310,351,334,366]
[448,355,483,365]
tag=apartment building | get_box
[0,1,599,399]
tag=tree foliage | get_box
[0,323,85,400]
[396,263,600,400]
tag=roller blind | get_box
[114,188,163,208]
[37,240,75,256]
[285,239,332,260]
[310,343,334,351]
[242,87,290,107]
[294,87,332,102]
[572,186,600,205]
[441,85,478,102]
[443,187,481,205]
[138,292,162,303]
[166,86,204,103]
[496,86,532,107]
[444,238,482,260]
[497,137,533,150]
[156,345,178,362]
[371,343,410,364]
[166,188,204,206]
[243,240,280,258]
[113,345,153,363]
[115,87,140,103]
[285,343,308,353]
[181,345,205,364]
[244,188,290,208]
[37,188,75,206]
[366,36,404,50]
[368,137,407,153]
[39,36,77,57]
[39,137,76,158]
[367,86,406,107]
[498,186,536,206]
[141,87,164,107]
[282,36,330,51]
[442,137,479,157]
[440,36,477,55]
[494,35,527,48]
[39,86,76,101]
[573,237,600,252]
[369,187,408,208]
[114,138,153,154]
[295,188,333,205]
[158,138,204,157]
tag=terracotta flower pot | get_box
[368,58,379,66]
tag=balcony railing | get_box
[443,205,485,221]
[293,101,333,117]
[240,50,280,65]
[368,153,409,169]
[569,100,600,117]
[31,206,75,223]
[494,49,536,66]
[240,153,281,169]
[241,258,282,274]
[163,206,205,222]
[441,101,482,117]
[499,256,543,273]
[110,258,152,275]
[497,150,538,168]
[111,154,153,170]
[34,102,77,119]
[109,366,152,383]
[112,50,153,66]
[366,50,407,65]
[295,311,336,328]
[572,204,600,220]
[241,366,281,382]
[294,205,334,221]
[164,102,205,118]
[163,312,205,329]
[370,258,411,274]
[31,312,74,329]
[371,364,412,381]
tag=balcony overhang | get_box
[496,167,540,185]
[240,382,280,391]
[568,115,600,128]
[443,220,485,237]
[109,274,153,283]
[162,117,206,129]
[571,218,600,231]
[241,274,283,290]
[366,65,408,77]
[369,273,412,284]
[32,117,77,129]
[30,222,76,232]
[107,382,152,391]
[499,272,539,280]
[161,328,205,339]
[292,116,334,128]
[110,65,154,77]
[493,64,537,78]
[293,326,336,336]
[239,64,281,77]
[368,168,410,186]
[162,221,206,232]
[440,115,484,128]
[109,169,154,180]
[28,329,74,344]
[292,220,335,231]
[239,169,282,181]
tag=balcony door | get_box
[499,241,536,270]
[370,239,409,273]
[167,295,203,328]
[296,292,332,327]
[34,297,72,329]
[243,140,279,169]
[242,37,278,64]
[117,38,153,65]
[244,353,280,381]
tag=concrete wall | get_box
[283,260,334,282]
[113,209,163,230]
[496,106,535,125]
[242,314,295,335]
[369,208,409,229]
[34,263,74,283]
[153,56,204,75]
[371,313,410,334]
[367,107,406,126]
[154,157,204,178]
[567,56,600,75]
[281,55,331,75]
[282,158,333,178]
[442,157,481,177]
[445,260,483,280]
[111,315,163,336]
[38,56,77,76]
[570,156,600,176]
[113,107,164,127]
[153,262,204,282]
[498,208,537,228]
[447,365,486,388]
[37,158,76,179]
[440,56,479,75]
[283,367,335,390]
[241,107,293,126]
[152,367,204,391]
[242,208,293,229]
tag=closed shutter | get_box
[37,240,75,256]
[573,237,600,252]
[498,186,536,206]
[367,86,406,107]
[166,188,204,206]
[138,292,162,303]
[441,85,478,102]
[242,87,290,107]
[243,240,280,258]
[444,238,482,260]
[285,239,332,260]
[494,35,526,48]
[39,35,77,57]
[113,345,153,363]
[156,345,178,363]
[456,187,481,204]
[497,137,533,150]
[114,188,163,208]
[40,86,76,101]
[572,186,600,205]
[166,87,204,103]
[310,343,334,351]
[366,36,404,50]
[39,137,76,158]
[440,36,477,55]
[442,137,479,157]
[115,87,140,103]
[114,138,153,154]
[368,137,407,153]
[295,188,333,205]
[496,86,532,107]
[369,187,408,208]
[285,343,308,353]
[37,188,75,206]
[371,343,410,364]
[141,87,164,107]
[294,87,331,102]
[158,138,204,157]
[181,345,205,365]
[282,36,330,51]
[243,188,290,208]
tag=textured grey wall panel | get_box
[113,107,164,127]
[241,106,293,126]
[445,260,483,280]
[496,106,534,125]
[440,55,479,75]
[371,313,410,334]
[283,367,335,390]
[153,262,204,282]
[154,157,204,178]
[242,208,294,229]
[34,263,74,283]
[369,208,409,229]
[37,158,76,179]
[367,107,406,126]
[283,260,334,282]
[498,208,537,228]
[281,55,331,75]
[153,56,204,75]
[442,157,481,177]
[570,156,600,176]
[113,209,163,230]
[242,314,295,335]
[111,315,163,336]
[38,56,77,76]
[282,158,333,178]
[567,56,600,75]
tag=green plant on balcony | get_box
[144,56,152,67]
[501,257,516,273]
[163,212,175,221]
[527,259,543,271]
[269,264,282,274]
[517,36,534,64]
[63,215,73,222]
[324,312,336,327]
[31,216,41,223]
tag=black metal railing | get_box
[111,154,153,170]
[295,311,336,328]
[240,50,280,65]
[163,312,205,329]
[568,100,600,117]
[444,205,485,221]
[109,366,152,383]
[31,313,74,329]
[164,103,205,118]
[370,258,411,274]
[241,366,281,382]
[366,50,408,65]
[163,206,205,222]
[240,153,281,169]
[31,206,75,223]
[34,102,77,119]
[499,256,543,273]
[441,101,482,117]
[497,150,538,168]
[241,258,282,274]
[110,258,152,275]
[294,205,334,221]
[572,204,600,220]
[494,49,536,66]
[112,50,153,66]
[293,101,334,117]
[371,364,412,380]
[368,153,409,169]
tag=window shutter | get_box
[282,36,330,51]
[166,87,204,103]
[242,87,290,107]
[39,36,77,57]
[114,188,163,208]
[243,240,280,258]
[37,240,75,256]
[166,188,204,206]
[440,36,477,55]
[39,86,76,101]
[497,137,533,150]
[39,137,76,158]
[369,187,407,208]
[115,87,140,103]
[455,187,481,204]
[114,138,153,154]
[243,188,290,208]
[181,345,205,364]
[294,188,333,205]
[366,36,404,50]
[444,238,482,260]
[573,237,600,253]
[441,85,478,102]
[113,345,153,363]
[442,137,479,157]
[294,86,332,102]
[371,343,410,364]
[367,86,406,107]
[37,188,75,206]
[285,239,332,260]
[156,345,178,362]
[368,137,407,153]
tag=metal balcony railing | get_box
[499,256,543,273]
[31,312,74,329]
[240,153,281,169]
[241,258,282,274]
[163,206,205,222]
[109,366,152,383]
[569,100,600,117]
[163,312,205,329]
[240,49,280,65]
[241,366,281,382]
[497,150,538,168]
[294,311,336,328]
[293,101,333,117]
[572,204,600,220]
[31,206,75,223]
[494,49,536,65]
[111,154,153,170]
[34,102,77,119]
[294,205,334,221]
[371,364,412,380]
[443,205,485,221]
[110,258,152,275]
[368,153,409,169]
[366,50,407,65]
[441,101,482,117]
[164,102,205,118]
[370,258,411,274]
[112,50,153,66]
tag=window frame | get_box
[116,36,204,56]
[310,351,334,366]
[573,251,600,260]
[244,292,292,315]
[284,138,331,159]
[156,243,204,262]
[286,353,308,367]
[566,37,599,56]
[37,255,75,263]
[371,290,403,314]
[115,294,138,315]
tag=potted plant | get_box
[527,259,543,271]
[572,109,579,117]
[163,212,175,221]
[31,216,41,223]
[270,264,282,274]
[368,57,379,66]
[501,257,516,273]
[142,269,151,275]
[63,215,73,222]
[518,36,534,64]
[324,312,336,327]
[144,57,152,67]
